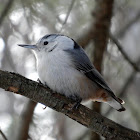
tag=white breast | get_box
[36,49,97,99]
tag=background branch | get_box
[59,0,76,33]
[0,70,140,140]
[109,33,140,72]
[17,101,37,140]
[0,0,14,27]
[90,0,114,139]
[0,129,8,140]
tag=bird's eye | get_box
[44,41,48,45]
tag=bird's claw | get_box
[37,78,49,88]
[71,98,82,110]
[37,78,43,85]
[72,102,81,110]
[43,106,47,109]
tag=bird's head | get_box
[18,34,75,53]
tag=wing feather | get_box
[64,47,115,96]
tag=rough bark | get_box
[0,70,140,140]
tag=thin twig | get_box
[116,11,140,38]
[0,129,8,140]
[0,0,15,27]
[109,33,140,72]
[59,0,76,33]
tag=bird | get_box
[18,34,125,112]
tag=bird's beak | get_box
[18,44,37,49]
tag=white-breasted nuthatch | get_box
[18,34,125,111]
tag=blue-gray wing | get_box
[64,47,114,95]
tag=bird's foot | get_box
[37,78,49,88]
[37,78,43,85]
[43,106,47,109]
[69,95,82,110]
[72,98,82,110]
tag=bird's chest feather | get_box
[36,50,76,91]
[36,50,98,99]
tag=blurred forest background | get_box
[0,0,140,140]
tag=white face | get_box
[36,34,74,52]
[18,34,74,53]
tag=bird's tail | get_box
[91,90,125,112]
[107,97,125,112]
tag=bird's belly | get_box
[38,64,98,100]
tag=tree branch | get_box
[0,70,140,140]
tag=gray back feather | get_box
[64,47,115,96]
